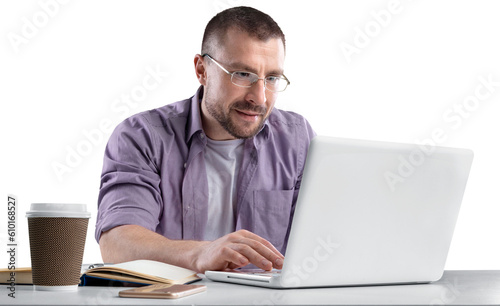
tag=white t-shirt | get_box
[203,138,244,241]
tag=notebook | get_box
[80,260,200,286]
[205,136,474,288]
[0,260,200,287]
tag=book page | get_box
[94,260,196,280]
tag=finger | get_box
[227,262,244,270]
[219,245,250,269]
[229,243,274,271]
[224,230,285,269]
[243,239,283,269]
[231,237,287,271]
[236,230,284,259]
[234,233,285,269]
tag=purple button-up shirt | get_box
[96,87,315,254]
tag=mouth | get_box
[234,109,264,122]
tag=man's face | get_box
[200,28,285,140]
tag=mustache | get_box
[231,101,267,115]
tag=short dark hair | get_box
[201,6,286,56]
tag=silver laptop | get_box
[205,136,474,288]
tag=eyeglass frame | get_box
[202,53,290,92]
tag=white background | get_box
[1,0,499,270]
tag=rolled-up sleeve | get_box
[95,115,162,242]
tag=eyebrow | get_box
[226,61,284,76]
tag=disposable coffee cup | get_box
[26,203,90,291]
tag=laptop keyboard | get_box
[235,269,282,277]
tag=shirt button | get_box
[183,163,187,168]
[199,133,205,139]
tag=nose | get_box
[246,79,267,106]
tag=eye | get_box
[266,76,280,84]
[233,72,252,79]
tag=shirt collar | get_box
[186,86,205,144]
[186,86,271,144]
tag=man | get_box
[96,6,315,273]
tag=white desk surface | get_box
[2,270,499,305]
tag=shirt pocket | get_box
[253,189,294,253]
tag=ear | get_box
[194,54,207,86]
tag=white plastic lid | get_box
[34,284,78,291]
[26,203,91,218]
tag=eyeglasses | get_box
[202,54,290,92]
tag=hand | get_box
[190,229,285,273]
